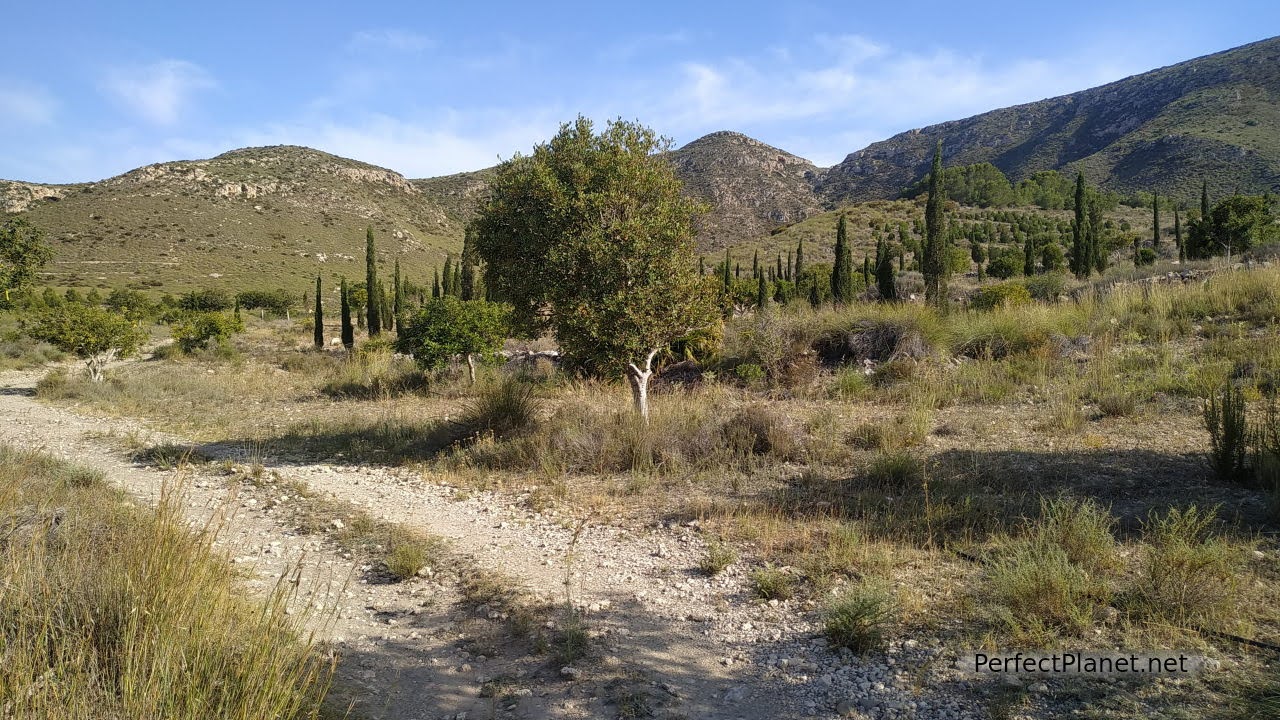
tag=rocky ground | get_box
[0,362,1234,720]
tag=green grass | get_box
[0,444,334,718]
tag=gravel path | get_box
[0,365,988,720]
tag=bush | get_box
[699,542,737,577]
[177,288,234,312]
[171,311,244,354]
[452,378,541,441]
[749,565,795,600]
[824,584,895,654]
[987,540,1107,640]
[1135,506,1246,624]
[22,303,147,381]
[987,248,1023,279]
[733,362,766,387]
[1205,384,1250,483]
[1032,497,1119,576]
[970,282,1032,312]
[1024,272,1066,301]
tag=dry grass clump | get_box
[0,445,333,719]
[318,345,427,399]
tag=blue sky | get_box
[3,1,1277,183]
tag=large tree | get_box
[922,140,949,309]
[1,216,52,305]
[313,274,324,349]
[469,117,719,420]
[1071,172,1089,278]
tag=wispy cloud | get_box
[348,29,432,54]
[656,35,1143,164]
[100,60,215,125]
[0,81,56,126]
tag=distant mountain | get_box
[4,146,468,294]
[817,35,1280,203]
[665,131,825,251]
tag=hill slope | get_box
[818,35,1280,203]
[6,146,468,294]
[665,131,825,251]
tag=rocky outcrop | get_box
[1,181,70,213]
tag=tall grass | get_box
[0,445,334,718]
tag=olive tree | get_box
[395,296,508,385]
[24,304,146,381]
[469,117,718,420]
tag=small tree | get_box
[339,277,354,350]
[831,214,853,304]
[313,275,324,349]
[24,304,145,381]
[1,216,53,305]
[875,238,897,302]
[171,312,243,354]
[395,297,509,385]
[469,117,719,420]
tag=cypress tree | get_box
[721,249,732,291]
[339,277,354,350]
[808,278,820,308]
[441,255,453,296]
[365,226,380,336]
[775,254,783,281]
[392,259,402,332]
[752,250,760,279]
[233,298,241,322]
[1023,233,1035,276]
[876,238,897,302]
[378,280,391,331]
[794,239,804,282]
[1089,200,1106,274]
[786,250,793,281]
[453,266,462,297]
[1072,172,1088,278]
[862,255,871,289]
[922,140,948,309]
[313,274,323,349]
[1175,206,1185,263]
[1152,191,1161,250]
[432,268,441,298]
[735,263,741,279]
[699,256,705,276]
[756,274,768,308]
[831,214,853,304]
[461,259,475,301]
[1200,181,1210,221]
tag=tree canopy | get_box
[468,116,719,418]
[24,304,146,381]
[1,216,53,305]
[395,297,508,384]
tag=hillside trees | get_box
[831,214,854,304]
[1188,194,1278,258]
[339,277,354,349]
[469,117,718,420]
[24,304,145,382]
[922,140,949,309]
[1,216,52,306]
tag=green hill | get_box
[4,146,468,295]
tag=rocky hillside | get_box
[818,35,1280,203]
[7,146,468,294]
[665,131,825,251]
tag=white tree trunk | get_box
[466,353,477,386]
[626,348,660,423]
[85,349,117,383]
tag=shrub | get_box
[385,529,441,581]
[1024,272,1066,301]
[1032,497,1119,576]
[733,362,766,387]
[22,303,146,381]
[824,584,895,654]
[987,542,1103,639]
[171,311,244,354]
[1135,506,1246,624]
[395,297,509,384]
[750,565,795,600]
[177,288,234,312]
[970,282,1032,312]
[452,378,541,441]
[722,404,798,459]
[987,248,1023,279]
[699,542,738,577]
[866,451,924,490]
[1204,384,1250,483]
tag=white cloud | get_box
[0,82,56,126]
[101,60,215,125]
[656,35,1144,158]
